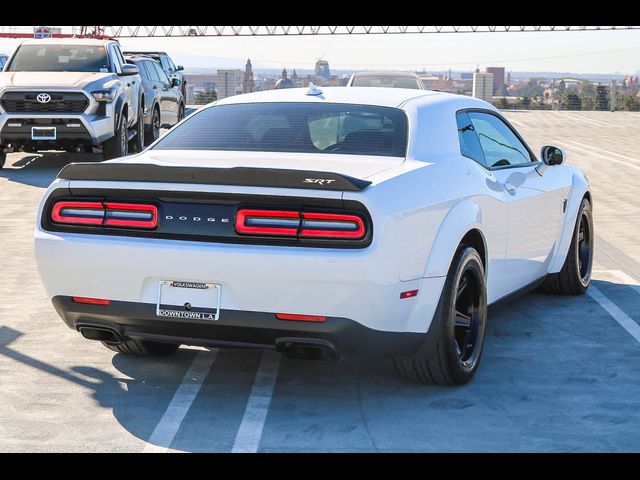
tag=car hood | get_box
[0,71,115,89]
[112,150,406,180]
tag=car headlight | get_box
[91,89,117,102]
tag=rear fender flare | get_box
[422,199,484,278]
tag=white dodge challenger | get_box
[34,87,593,385]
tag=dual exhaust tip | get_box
[78,325,121,344]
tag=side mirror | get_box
[171,78,182,87]
[536,145,566,175]
[120,64,139,76]
[177,65,184,71]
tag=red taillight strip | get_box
[300,212,365,239]
[51,200,158,230]
[276,313,327,322]
[103,202,158,229]
[72,296,110,305]
[51,201,104,225]
[236,209,300,236]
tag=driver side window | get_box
[467,111,532,168]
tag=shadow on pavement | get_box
[0,152,103,188]
[1,277,639,452]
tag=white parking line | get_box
[561,141,640,172]
[231,350,281,453]
[143,349,218,453]
[564,140,640,165]
[587,285,640,344]
[593,269,640,297]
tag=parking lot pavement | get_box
[1,111,639,452]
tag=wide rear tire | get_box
[541,197,593,295]
[103,339,180,356]
[394,246,487,385]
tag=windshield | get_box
[153,102,408,157]
[7,44,111,72]
[352,75,422,89]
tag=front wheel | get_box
[129,104,145,153]
[541,197,593,295]
[103,113,128,160]
[394,246,487,385]
[0,151,6,168]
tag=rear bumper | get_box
[35,229,446,333]
[53,296,424,357]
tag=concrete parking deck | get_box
[0,111,639,452]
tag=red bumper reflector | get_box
[72,297,111,305]
[276,313,327,322]
[400,289,419,299]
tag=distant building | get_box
[506,72,512,86]
[275,68,294,89]
[473,72,494,102]
[314,59,330,79]
[216,69,244,99]
[243,59,255,94]
[485,67,505,94]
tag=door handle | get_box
[504,182,516,193]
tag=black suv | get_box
[123,51,186,100]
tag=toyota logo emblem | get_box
[36,93,51,104]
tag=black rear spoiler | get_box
[57,163,372,192]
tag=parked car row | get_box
[0,39,185,167]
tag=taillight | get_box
[51,200,158,230]
[51,201,104,226]
[235,209,299,236]
[235,209,366,240]
[103,203,157,229]
[300,212,365,239]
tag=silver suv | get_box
[0,38,145,167]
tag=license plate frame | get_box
[156,280,221,321]
[31,126,57,140]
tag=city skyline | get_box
[0,28,639,75]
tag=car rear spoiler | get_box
[57,163,372,192]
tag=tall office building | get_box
[485,67,505,94]
[216,69,244,99]
[314,59,330,79]
[472,72,494,102]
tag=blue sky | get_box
[1,28,639,74]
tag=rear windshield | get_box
[7,44,110,72]
[352,75,422,90]
[153,102,408,157]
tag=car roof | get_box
[18,38,116,46]
[352,71,420,78]
[217,86,443,109]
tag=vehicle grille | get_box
[1,92,89,113]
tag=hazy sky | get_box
[1,28,639,73]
